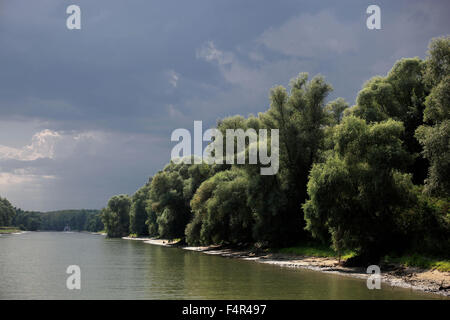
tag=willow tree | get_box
[101,194,131,237]
[304,116,415,263]
[325,97,349,125]
[210,73,335,246]
[415,36,450,197]
[350,57,429,184]
[186,168,253,245]
[149,160,222,240]
[248,73,333,246]
[130,182,151,237]
[0,197,15,226]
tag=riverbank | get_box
[89,231,107,236]
[123,236,450,297]
[0,227,25,234]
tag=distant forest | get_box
[0,197,103,232]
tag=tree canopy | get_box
[99,36,449,265]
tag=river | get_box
[0,232,444,299]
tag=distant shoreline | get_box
[123,236,450,298]
[0,228,26,235]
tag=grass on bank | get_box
[276,244,356,260]
[0,226,21,234]
[383,254,450,272]
[277,244,450,272]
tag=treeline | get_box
[0,197,16,226]
[39,210,103,231]
[0,197,103,232]
[103,37,450,264]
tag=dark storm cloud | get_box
[0,0,307,132]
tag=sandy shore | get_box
[90,232,107,236]
[0,230,27,235]
[123,237,450,297]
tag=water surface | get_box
[0,232,444,299]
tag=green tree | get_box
[101,194,131,237]
[130,183,151,237]
[186,169,253,245]
[0,197,16,226]
[13,209,41,231]
[211,74,335,246]
[351,57,429,184]
[304,116,415,263]
[325,97,349,125]
[415,36,450,197]
[145,200,159,237]
[250,73,333,246]
[149,160,220,240]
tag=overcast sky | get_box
[0,0,449,211]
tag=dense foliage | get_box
[99,36,449,264]
[0,201,103,232]
[350,57,429,184]
[130,182,151,237]
[0,197,16,226]
[186,169,253,245]
[39,210,103,232]
[303,117,416,262]
[415,37,450,197]
[101,195,131,237]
